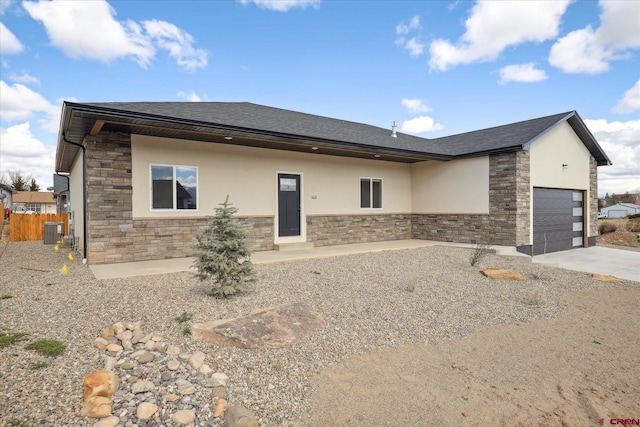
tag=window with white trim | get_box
[151,165,198,210]
[360,178,382,209]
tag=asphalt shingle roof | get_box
[83,101,449,154]
[57,101,611,170]
[13,192,55,204]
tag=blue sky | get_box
[1,0,638,197]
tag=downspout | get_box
[61,135,88,264]
[54,171,69,211]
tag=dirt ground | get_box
[597,218,640,249]
[305,288,639,426]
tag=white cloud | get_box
[8,71,40,86]
[498,63,547,84]
[448,1,460,11]
[0,122,56,189]
[237,0,320,12]
[401,116,444,134]
[404,37,425,58]
[143,20,208,72]
[23,0,154,66]
[0,0,13,15]
[177,90,204,102]
[549,1,640,74]
[396,16,425,57]
[396,15,421,35]
[0,22,24,54]
[612,80,640,114]
[22,0,207,71]
[401,98,431,114]
[584,118,640,195]
[429,0,571,71]
[0,80,60,133]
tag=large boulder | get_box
[480,268,525,281]
[80,396,112,418]
[193,303,324,349]
[83,370,119,401]
[224,405,258,427]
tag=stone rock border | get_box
[84,321,258,427]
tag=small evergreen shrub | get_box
[598,222,616,234]
[193,196,256,298]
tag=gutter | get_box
[59,135,88,264]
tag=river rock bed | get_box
[1,239,638,426]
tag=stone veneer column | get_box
[84,133,134,264]
[589,156,598,243]
[487,152,520,245]
[514,151,531,248]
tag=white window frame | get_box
[149,164,199,211]
[360,177,383,209]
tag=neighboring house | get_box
[55,102,611,264]
[601,203,640,218]
[1,183,15,219]
[53,173,70,214]
[12,191,57,214]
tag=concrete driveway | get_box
[533,246,640,282]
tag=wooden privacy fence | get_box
[9,213,69,242]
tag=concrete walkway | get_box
[89,239,524,280]
[89,240,639,282]
[532,246,640,282]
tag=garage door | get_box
[533,188,584,255]
[607,210,627,218]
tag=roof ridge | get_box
[433,111,574,141]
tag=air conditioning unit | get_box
[44,222,63,245]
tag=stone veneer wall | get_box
[411,152,531,247]
[86,132,600,262]
[84,132,273,264]
[589,156,598,242]
[306,214,411,247]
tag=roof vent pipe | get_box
[391,121,397,138]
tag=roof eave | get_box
[55,102,453,164]
[566,113,613,167]
[453,145,525,159]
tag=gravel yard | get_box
[1,237,638,426]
